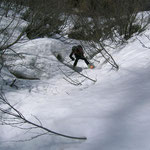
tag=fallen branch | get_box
[62,61,97,83]
[0,93,87,140]
[137,36,150,49]
[59,66,83,86]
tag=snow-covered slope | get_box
[1,28,150,150]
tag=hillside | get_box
[0,24,150,150]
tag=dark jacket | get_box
[69,46,84,60]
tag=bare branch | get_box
[137,36,150,49]
[0,27,26,52]
[0,93,87,140]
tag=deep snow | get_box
[1,26,150,150]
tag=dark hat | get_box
[72,46,77,50]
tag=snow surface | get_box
[1,27,150,150]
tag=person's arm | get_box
[69,51,74,60]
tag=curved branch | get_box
[0,93,87,140]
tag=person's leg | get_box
[73,58,79,67]
[81,57,90,65]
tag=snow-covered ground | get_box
[1,23,150,150]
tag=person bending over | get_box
[69,45,90,67]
